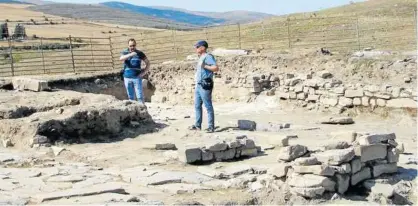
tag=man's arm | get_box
[203,55,219,72]
[141,58,151,74]
[120,51,136,61]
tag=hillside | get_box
[104,2,273,25]
[0,0,29,4]
[100,1,226,26]
[29,3,197,30]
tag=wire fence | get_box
[0,11,416,77]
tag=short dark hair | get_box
[128,38,136,44]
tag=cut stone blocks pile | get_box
[249,71,417,110]
[0,91,153,147]
[181,136,260,164]
[276,133,402,198]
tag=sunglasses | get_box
[129,45,136,48]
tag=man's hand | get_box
[139,70,148,78]
[129,52,137,57]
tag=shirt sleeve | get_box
[204,54,216,65]
[120,49,129,56]
[136,51,147,60]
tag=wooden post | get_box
[287,18,292,49]
[204,27,208,41]
[89,38,96,70]
[356,16,361,51]
[40,38,46,73]
[8,38,14,76]
[108,37,115,70]
[237,23,242,49]
[414,9,417,50]
[69,35,75,73]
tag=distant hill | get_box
[101,1,274,25]
[29,3,198,30]
[0,0,31,4]
[149,6,274,24]
[100,1,226,26]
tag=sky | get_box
[45,0,365,15]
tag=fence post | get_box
[68,35,75,73]
[237,23,242,49]
[261,21,265,41]
[204,27,208,41]
[90,38,96,70]
[287,18,292,49]
[7,38,14,76]
[355,16,361,51]
[40,37,46,74]
[414,9,417,50]
[108,37,115,70]
[172,29,178,60]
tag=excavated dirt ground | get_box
[0,50,416,205]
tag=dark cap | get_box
[194,40,208,48]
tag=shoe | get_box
[188,125,201,131]
[205,128,215,133]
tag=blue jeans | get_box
[194,85,214,129]
[124,77,143,103]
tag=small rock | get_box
[184,116,191,119]
[321,117,354,125]
[318,70,333,79]
[404,77,411,83]
[55,108,64,114]
[277,145,308,162]
[238,120,257,131]
[51,146,65,156]
[331,193,342,200]
[363,181,395,198]
[267,164,290,178]
[155,143,177,150]
[330,163,352,174]
[2,139,13,148]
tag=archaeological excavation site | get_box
[0,49,417,205]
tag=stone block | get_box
[376,99,386,107]
[386,98,417,108]
[289,92,297,99]
[321,97,339,106]
[362,96,370,106]
[324,141,350,150]
[181,147,202,164]
[276,92,290,100]
[330,163,351,174]
[350,158,362,174]
[206,142,228,152]
[336,174,350,194]
[297,93,307,100]
[354,144,387,162]
[356,133,396,145]
[375,93,391,100]
[238,120,256,131]
[277,145,308,162]
[292,165,335,176]
[288,174,335,192]
[202,151,214,161]
[290,186,325,198]
[313,148,355,165]
[351,167,371,186]
[321,117,354,125]
[307,94,320,102]
[267,164,290,178]
[294,85,304,93]
[372,163,397,178]
[338,97,353,107]
[387,148,400,163]
[308,88,316,95]
[363,181,395,198]
[214,149,236,161]
[353,98,362,106]
[318,70,333,79]
[333,87,346,95]
[345,89,364,98]
[155,143,177,150]
[391,87,401,98]
[224,165,253,177]
[12,77,49,92]
[239,148,258,157]
[238,138,256,149]
[293,157,320,166]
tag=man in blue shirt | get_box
[119,38,150,103]
[189,40,219,133]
